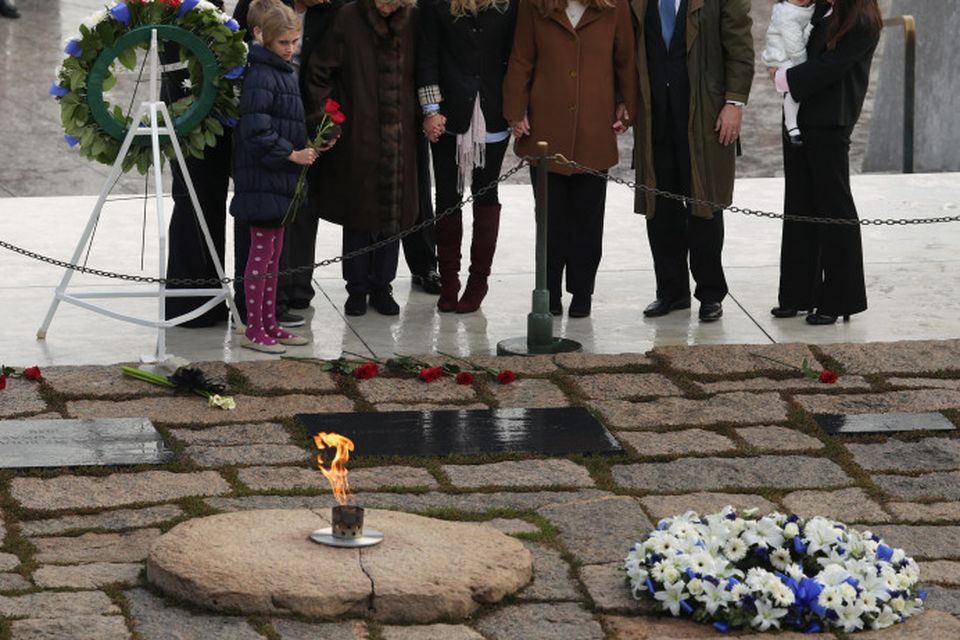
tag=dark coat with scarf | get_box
[230,45,308,225]
[416,0,518,134]
[304,0,420,234]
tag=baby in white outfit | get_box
[761,0,816,145]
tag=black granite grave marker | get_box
[0,418,175,469]
[297,407,622,457]
[816,411,957,435]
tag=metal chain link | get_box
[2,154,958,286]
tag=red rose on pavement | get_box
[353,362,379,380]
[497,370,516,385]
[0,374,6,390]
[418,367,444,383]
[324,98,341,114]
[455,371,474,385]
[818,370,838,384]
[23,366,43,382]
[330,110,346,125]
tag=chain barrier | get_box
[1,153,958,286]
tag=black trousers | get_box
[166,133,231,326]
[646,133,727,304]
[278,192,320,307]
[432,134,509,211]
[779,126,866,316]
[400,133,438,276]
[530,168,608,298]
[341,229,400,296]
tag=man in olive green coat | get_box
[631,0,753,322]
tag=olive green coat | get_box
[630,0,753,218]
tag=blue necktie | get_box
[660,0,676,47]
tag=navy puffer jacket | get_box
[230,44,308,224]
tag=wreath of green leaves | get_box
[51,1,247,174]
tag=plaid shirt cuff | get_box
[418,85,443,109]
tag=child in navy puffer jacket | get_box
[231,2,317,353]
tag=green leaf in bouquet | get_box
[117,47,138,71]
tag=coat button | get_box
[569,104,577,111]
[569,70,577,78]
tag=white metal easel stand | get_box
[37,30,242,366]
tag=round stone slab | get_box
[146,508,532,623]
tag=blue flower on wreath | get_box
[876,543,894,562]
[109,2,130,26]
[64,134,80,147]
[64,39,83,58]
[49,82,69,98]
[214,113,238,128]
[224,18,240,32]
[223,65,245,80]
[177,0,200,18]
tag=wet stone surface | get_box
[185,443,309,468]
[639,492,779,522]
[538,496,652,565]
[0,382,48,418]
[735,425,824,451]
[272,619,369,640]
[845,437,960,472]
[867,525,960,560]
[487,378,569,408]
[553,352,654,370]
[873,471,960,501]
[442,459,594,489]
[0,573,30,592]
[18,504,183,537]
[697,375,871,393]
[616,429,736,457]
[236,465,437,492]
[31,528,161,564]
[820,340,960,375]
[919,560,960,585]
[483,518,540,536]
[474,602,604,640]
[0,591,120,618]
[796,390,960,416]
[9,615,131,640]
[357,378,477,404]
[517,542,580,601]
[381,624,484,640]
[0,553,18,572]
[886,502,960,522]
[573,373,681,400]
[654,343,820,375]
[580,562,654,614]
[594,392,788,429]
[167,422,292,445]
[125,588,264,640]
[33,562,142,589]
[781,488,891,522]
[42,364,168,399]
[232,359,338,393]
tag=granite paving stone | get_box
[0,573,30,591]
[375,403,489,412]
[613,456,853,492]
[236,465,437,492]
[517,541,581,601]
[381,624,483,640]
[0,512,5,540]
[573,374,681,400]
[795,390,960,415]
[0,553,18,572]
[483,518,540,535]
[471,355,559,376]
[867,525,960,560]
[697,375,871,393]
[820,340,960,375]
[580,563,655,614]
[781,488,890,522]
[639,493,779,522]
[33,562,142,588]
[888,377,960,391]
[0,381,47,418]
[273,620,368,640]
[886,502,960,522]
[9,615,131,640]
[602,615,832,639]
[593,392,788,429]
[358,378,477,404]
[919,560,960,585]
[18,505,183,537]
[167,422,291,445]
[442,459,594,489]
[846,438,960,472]
[31,528,161,564]
[616,429,736,457]
[538,496,652,564]
[125,588,264,640]
[11,471,230,511]
[67,393,354,425]
[475,603,604,640]
[206,489,614,514]
[185,443,309,468]
[0,591,120,618]
[854,609,960,639]
[735,426,824,452]
[231,359,338,394]
[488,378,569,408]
[554,352,653,370]
[42,365,167,398]
[654,343,820,375]
[922,586,960,614]
[874,471,960,501]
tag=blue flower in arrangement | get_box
[213,113,238,128]
[109,2,130,26]
[64,39,83,58]
[177,0,201,18]
[224,17,240,32]
[223,65,245,80]
[64,134,80,147]
[48,82,69,97]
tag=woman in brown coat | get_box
[503,0,636,317]
[304,0,420,317]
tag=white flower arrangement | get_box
[624,506,925,633]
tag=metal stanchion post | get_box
[497,142,581,356]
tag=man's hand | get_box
[612,103,630,135]
[423,112,446,143]
[715,104,742,146]
[510,115,530,139]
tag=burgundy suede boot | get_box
[456,203,501,313]
[435,211,463,312]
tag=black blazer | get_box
[417,0,518,134]
[787,2,880,128]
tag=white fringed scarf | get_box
[455,93,486,193]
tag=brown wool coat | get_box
[304,0,419,234]
[630,0,753,218]
[502,0,638,175]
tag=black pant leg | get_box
[470,138,510,206]
[779,130,820,310]
[432,134,462,217]
[281,200,320,306]
[564,172,607,296]
[688,209,727,303]
[401,133,437,276]
[646,139,690,301]
[536,170,570,299]
[233,219,250,319]
[371,238,401,294]
[341,229,373,297]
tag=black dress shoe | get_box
[412,271,442,295]
[568,294,591,318]
[699,301,723,322]
[0,0,20,18]
[549,291,562,316]
[289,298,311,310]
[771,306,801,318]
[344,293,367,316]
[806,312,851,325]
[370,289,400,315]
[643,297,691,317]
[786,128,803,147]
